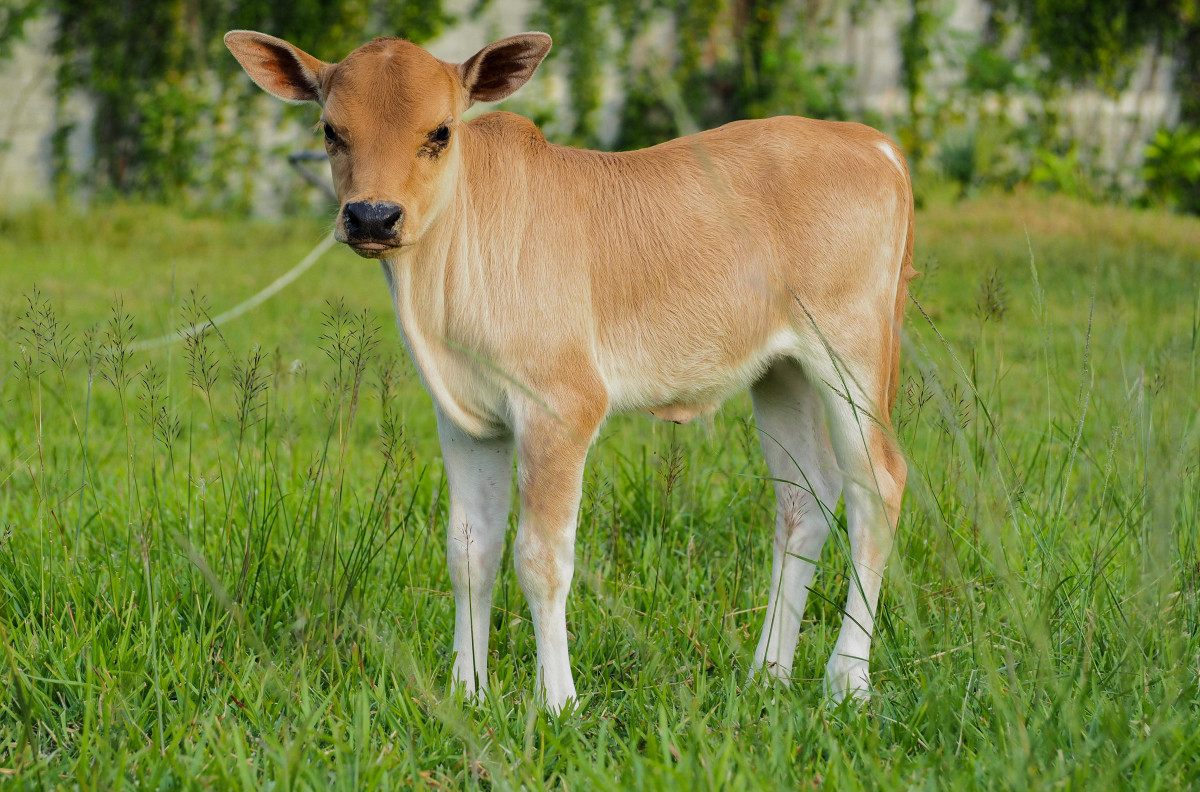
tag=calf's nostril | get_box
[382,207,402,232]
[343,202,367,235]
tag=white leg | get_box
[437,408,514,699]
[749,360,842,683]
[816,373,906,703]
[514,508,578,712]
[511,397,603,713]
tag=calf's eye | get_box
[324,124,340,146]
[420,123,452,158]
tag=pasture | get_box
[0,192,1197,789]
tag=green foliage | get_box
[535,0,862,150]
[927,8,1039,199]
[899,0,934,164]
[45,0,454,202]
[998,0,1200,130]
[1000,0,1183,89]
[2,195,1200,787]
[936,127,977,196]
[1141,124,1200,214]
[1029,144,1093,200]
[0,0,39,60]
[15,0,1200,218]
[939,1,1200,215]
[1178,21,1200,124]
[530,0,604,145]
[380,0,455,47]
[901,2,1024,176]
[963,42,1021,95]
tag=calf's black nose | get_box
[343,201,402,239]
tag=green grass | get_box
[0,193,1198,789]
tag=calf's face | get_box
[224,31,551,257]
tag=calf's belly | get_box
[600,326,804,420]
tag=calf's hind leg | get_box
[749,359,843,683]
[811,359,907,703]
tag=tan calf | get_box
[226,30,915,712]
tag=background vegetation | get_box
[1,193,1197,789]
[1,0,1199,788]
[1,0,1200,211]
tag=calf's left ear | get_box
[457,33,552,106]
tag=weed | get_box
[0,195,1197,788]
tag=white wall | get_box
[0,1,1181,207]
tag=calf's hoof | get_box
[538,677,578,715]
[747,660,794,688]
[824,655,871,705]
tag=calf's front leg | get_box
[437,408,515,699]
[512,394,605,712]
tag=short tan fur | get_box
[225,29,915,711]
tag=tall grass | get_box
[0,195,1197,789]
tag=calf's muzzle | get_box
[344,201,403,241]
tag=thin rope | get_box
[131,231,338,351]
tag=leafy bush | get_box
[1141,125,1200,214]
[1029,144,1096,201]
[937,127,978,197]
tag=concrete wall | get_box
[0,0,1180,208]
[0,16,61,205]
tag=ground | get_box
[0,192,1197,789]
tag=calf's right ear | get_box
[224,30,327,103]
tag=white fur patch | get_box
[599,327,803,417]
[877,141,905,177]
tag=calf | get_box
[226,30,915,712]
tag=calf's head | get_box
[225,30,551,257]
